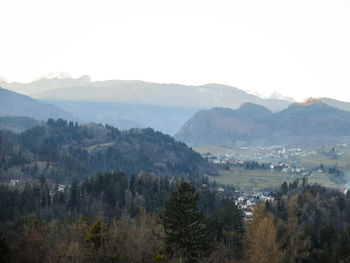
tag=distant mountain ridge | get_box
[3,75,350,137]
[0,75,91,95]
[0,76,295,135]
[42,100,199,135]
[33,82,292,112]
[1,76,292,112]
[320,97,350,112]
[175,101,350,146]
[3,75,350,113]
[0,86,197,135]
[0,87,73,121]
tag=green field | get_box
[198,144,350,192]
[195,145,350,170]
[298,150,350,170]
[207,167,344,192]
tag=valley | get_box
[197,144,349,192]
[3,1,350,261]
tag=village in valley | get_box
[229,189,274,220]
[199,144,350,219]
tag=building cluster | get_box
[204,145,346,180]
[9,179,19,186]
[234,192,274,220]
[49,184,66,196]
[205,146,319,165]
[216,187,275,220]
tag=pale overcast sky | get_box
[1,0,350,101]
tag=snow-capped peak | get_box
[33,72,72,81]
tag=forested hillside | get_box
[0,119,215,183]
[0,116,40,133]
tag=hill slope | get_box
[42,100,199,135]
[320,97,350,112]
[0,116,41,133]
[175,102,350,146]
[0,87,73,121]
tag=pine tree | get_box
[159,182,212,262]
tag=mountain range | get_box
[3,75,350,137]
[175,99,350,146]
[0,76,293,135]
[1,75,292,111]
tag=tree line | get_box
[2,171,350,262]
[0,171,243,262]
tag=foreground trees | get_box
[244,203,283,263]
[160,182,212,262]
[4,175,350,262]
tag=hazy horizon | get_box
[0,72,292,100]
[1,0,350,102]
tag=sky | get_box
[1,0,350,101]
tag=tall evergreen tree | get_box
[159,182,212,262]
[70,177,79,209]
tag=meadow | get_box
[207,167,343,192]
